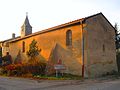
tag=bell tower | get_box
[21,12,32,37]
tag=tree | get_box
[114,23,120,50]
[27,39,41,63]
[26,40,46,75]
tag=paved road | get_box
[0,76,120,90]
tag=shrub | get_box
[0,61,46,77]
[27,62,46,76]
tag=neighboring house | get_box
[0,13,118,77]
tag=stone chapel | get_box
[0,13,118,77]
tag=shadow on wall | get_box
[14,50,47,64]
[14,50,22,64]
[47,43,82,76]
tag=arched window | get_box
[66,30,72,46]
[22,41,25,52]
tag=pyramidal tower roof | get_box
[21,12,32,37]
[21,12,32,28]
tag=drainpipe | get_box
[81,19,84,78]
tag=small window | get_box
[103,44,105,52]
[0,47,2,57]
[22,41,25,52]
[66,30,72,46]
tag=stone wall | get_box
[8,24,83,75]
[85,14,117,77]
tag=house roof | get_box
[1,12,114,43]
[0,36,20,43]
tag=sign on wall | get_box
[54,64,66,70]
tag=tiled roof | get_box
[0,36,20,43]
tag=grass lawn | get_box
[33,73,83,80]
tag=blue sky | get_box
[0,0,120,40]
